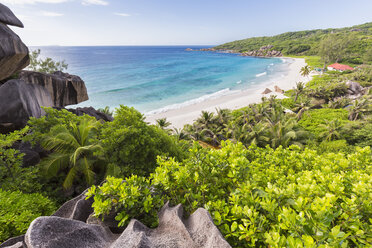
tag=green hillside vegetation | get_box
[215,22,372,65]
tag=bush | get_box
[28,49,68,73]
[342,121,372,147]
[88,141,372,247]
[0,190,56,242]
[299,108,349,139]
[99,105,186,177]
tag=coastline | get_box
[145,57,313,128]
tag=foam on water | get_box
[147,88,238,115]
[256,72,267,77]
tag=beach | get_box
[145,57,312,128]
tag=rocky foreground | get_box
[1,191,231,248]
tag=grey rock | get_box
[0,23,29,81]
[65,107,114,122]
[0,79,53,133]
[346,80,364,96]
[25,216,114,248]
[53,189,94,222]
[111,202,231,248]
[0,235,25,248]
[11,141,46,167]
[0,3,24,27]
[19,70,89,107]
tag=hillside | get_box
[215,22,372,64]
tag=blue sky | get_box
[3,0,372,46]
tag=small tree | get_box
[300,65,311,79]
[319,34,354,69]
[28,49,68,73]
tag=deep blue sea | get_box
[33,46,287,113]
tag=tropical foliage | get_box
[87,142,372,247]
[28,49,68,73]
[0,190,56,242]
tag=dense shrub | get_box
[342,121,372,147]
[99,105,186,177]
[299,109,349,138]
[0,190,56,242]
[26,107,95,144]
[87,141,372,247]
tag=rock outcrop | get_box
[345,81,365,98]
[0,80,53,133]
[241,45,282,57]
[0,3,29,81]
[0,3,24,27]
[19,70,89,107]
[274,85,284,93]
[1,192,231,248]
[65,107,114,122]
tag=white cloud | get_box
[1,0,69,4]
[41,11,64,17]
[81,0,108,6]
[114,13,131,17]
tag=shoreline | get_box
[145,57,312,128]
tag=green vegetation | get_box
[1,29,372,246]
[28,49,68,73]
[88,142,372,247]
[215,22,372,65]
[0,190,56,242]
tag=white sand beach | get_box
[145,58,313,128]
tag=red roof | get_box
[328,63,354,71]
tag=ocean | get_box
[33,46,288,114]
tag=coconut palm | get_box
[240,122,269,147]
[98,106,114,117]
[196,111,215,129]
[348,99,371,121]
[156,118,172,129]
[40,118,104,189]
[319,119,342,141]
[266,118,308,148]
[293,99,312,120]
[300,65,311,79]
[294,82,305,102]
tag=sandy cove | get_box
[145,57,312,129]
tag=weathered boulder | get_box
[11,141,47,167]
[25,217,114,248]
[0,80,53,133]
[0,3,24,27]
[345,80,364,97]
[0,23,29,81]
[2,199,231,248]
[52,189,94,222]
[111,203,231,248]
[66,107,114,122]
[19,70,89,107]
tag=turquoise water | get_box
[34,46,287,113]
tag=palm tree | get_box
[348,99,371,121]
[196,111,215,129]
[266,118,308,148]
[239,122,269,147]
[294,82,305,102]
[156,118,172,129]
[293,99,312,120]
[40,118,105,189]
[300,65,311,79]
[319,119,342,141]
[98,106,114,117]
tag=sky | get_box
[3,0,372,46]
